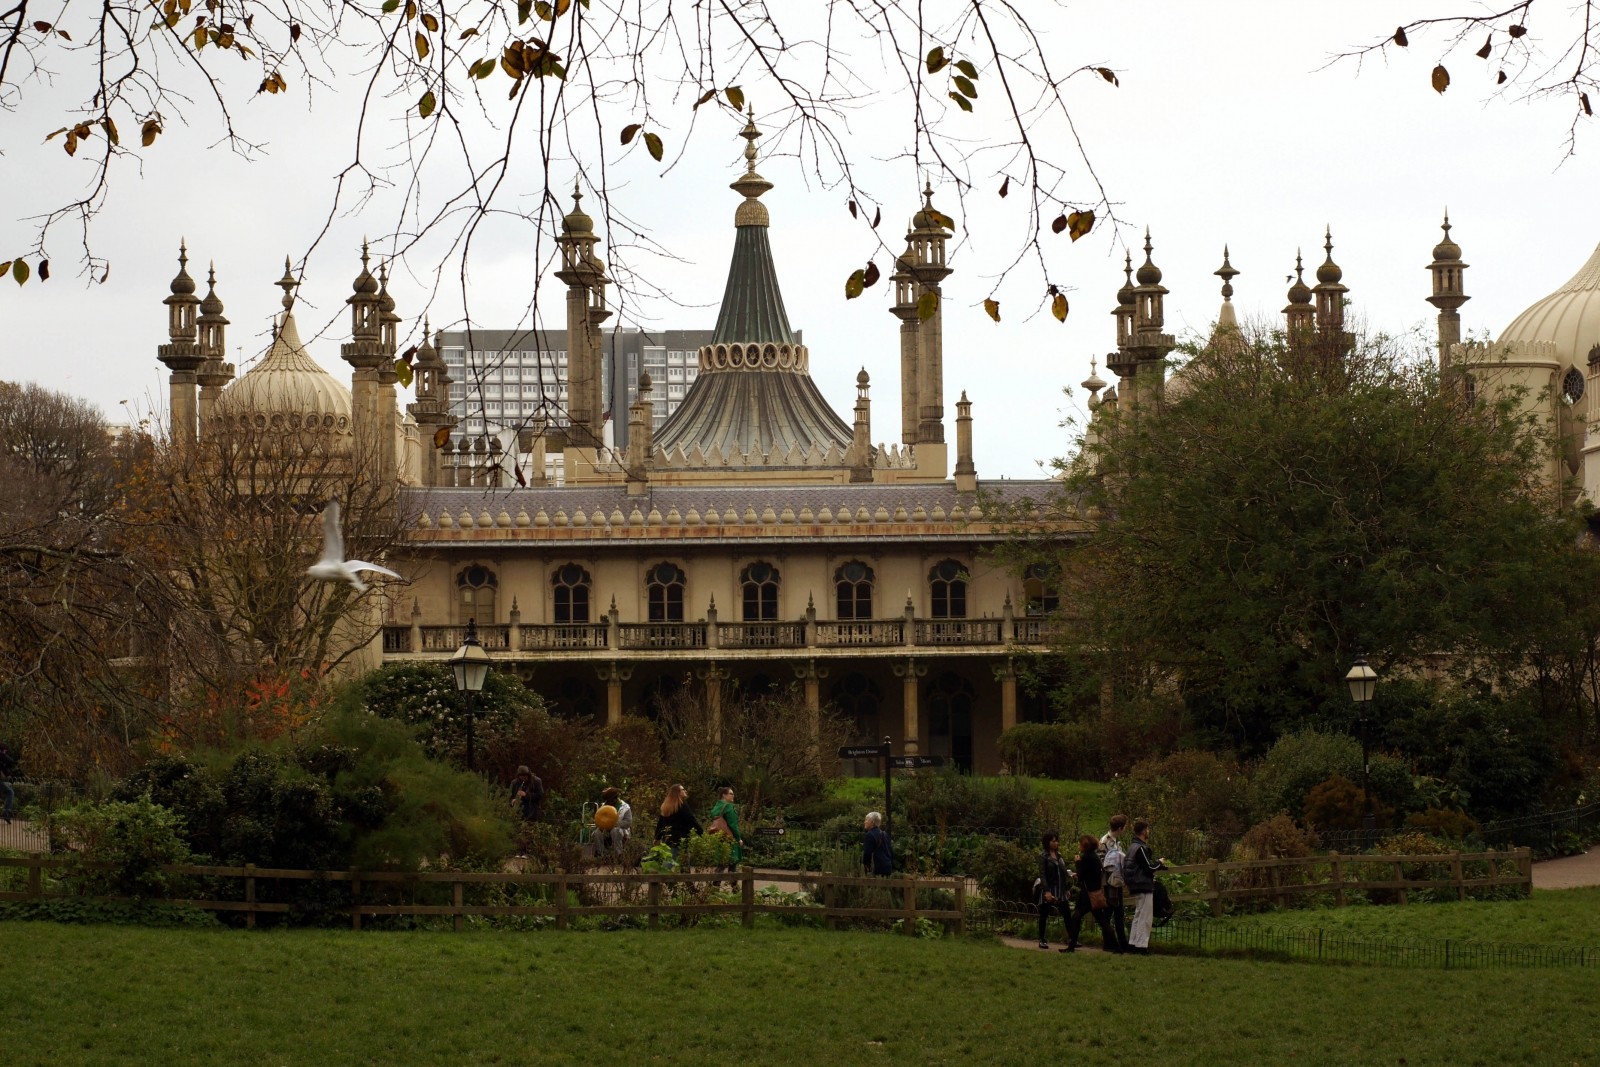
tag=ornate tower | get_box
[1426,212,1469,371]
[1209,246,1245,353]
[953,390,977,492]
[890,249,920,446]
[1313,227,1351,355]
[1128,229,1174,409]
[195,263,235,436]
[157,242,204,450]
[1105,254,1137,396]
[555,184,611,449]
[407,320,457,487]
[375,261,402,486]
[341,243,386,478]
[850,368,873,483]
[1283,252,1315,338]
[903,182,953,446]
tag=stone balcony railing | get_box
[382,602,1063,657]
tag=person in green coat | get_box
[708,786,747,867]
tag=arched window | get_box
[835,561,875,621]
[551,563,592,624]
[926,672,975,773]
[829,672,882,744]
[646,562,686,622]
[740,561,780,621]
[928,559,968,619]
[456,564,498,624]
[1023,562,1059,617]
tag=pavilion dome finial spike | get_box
[1215,245,1239,300]
[276,256,299,314]
[730,105,774,224]
[1316,227,1343,284]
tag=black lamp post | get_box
[1345,656,1379,836]
[449,619,492,771]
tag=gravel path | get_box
[1532,850,1600,890]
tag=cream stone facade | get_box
[155,113,1072,773]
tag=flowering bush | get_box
[357,663,543,765]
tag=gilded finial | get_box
[1215,246,1238,301]
[179,239,189,269]
[730,104,774,224]
[361,238,370,270]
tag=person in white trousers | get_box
[1123,819,1167,954]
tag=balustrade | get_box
[617,622,708,650]
[717,621,806,649]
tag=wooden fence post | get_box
[453,881,464,933]
[1450,852,1466,902]
[27,856,42,900]
[742,867,755,929]
[648,880,661,930]
[1392,859,1407,906]
[954,879,967,937]
[902,876,918,937]
[1329,853,1345,908]
[1518,847,1533,896]
[245,863,257,929]
[555,871,569,930]
[1208,861,1223,918]
[349,868,362,930]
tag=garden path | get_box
[1532,850,1600,890]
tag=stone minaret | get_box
[850,368,873,483]
[195,263,235,436]
[1426,212,1469,371]
[407,320,457,487]
[626,373,653,494]
[1283,252,1315,337]
[158,242,204,451]
[341,243,386,479]
[953,390,976,492]
[905,183,952,445]
[1128,229,1174,410]
[555,185,611,449]
[1313,228,1351,355]
[375,261,402,486]
[1105,253,1137,402]
[890,251,920,446]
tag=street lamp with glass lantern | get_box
[1345,656,1379,835]
[449,619,492,771]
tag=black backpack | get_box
[1153,879,1174,924]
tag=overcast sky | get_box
[5,1,1598,479]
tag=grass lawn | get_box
[1199,887,1600,946]
[4,920,1596,1066]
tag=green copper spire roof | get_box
[711,108,796,346]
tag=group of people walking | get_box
[1037,814,1167,954]
[654,783,749,862]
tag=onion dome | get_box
[1316,227,1343,285]
[911,181,949,233]
[378,261,398,317]
[215,311,353,440]
[1286,253,1313,305]
[1135,228,1162,286]
[1498,240,1600,364]
[857,367,871,387]
[1433,211,1462,263]
[168,240,197,296]
[1116,253,1135,307]
[199,264,225,319]
[352,240,379,295]
[562,182,595,235]
[639,371,653,393]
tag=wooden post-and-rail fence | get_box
[0,857,967,934]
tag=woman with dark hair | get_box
[707,785,747,867]
[1036,830,1071,950]
[1066,833,1119,953]
[654,784,702,857]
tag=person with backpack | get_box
[1122,819,1168,955]
[1035,830,1072,950]
[1098,814,1130,954]
[1065,834,1119,953]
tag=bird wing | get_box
[321,500,345,564]
[345,560,402,580]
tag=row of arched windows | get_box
[453,559,1002,623]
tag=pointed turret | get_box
[1313,227,1349,336]
[903,181,953,446]
[1426,211,1469,370]
[1208,246,1244,354]
[850,368,874,482]
[1105,253,1137,385]
[158,241,205,449]
[341,242,387,478]
[1127,228,1174,409]
[953,389,977,492]
[374,260,402,486]
[407,318,457,487]
[1284,252,1315,336]
[712,107,796,346]
[196,263,236,435]
[555,182,611,448]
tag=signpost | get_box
[755,827,787,837]
[836,738,945,844]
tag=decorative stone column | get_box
[892,658,928,755]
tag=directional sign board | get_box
[889,755,946,769]
[838,745,887,759]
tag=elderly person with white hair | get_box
[862,810,893,876]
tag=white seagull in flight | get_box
[306,500,401,593]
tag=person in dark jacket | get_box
[1123,819,1168,954]
[654,784,702,856]
[509,765,544,822]
[862,811,893,876]
[1036,830,1071,950]
[1066,833,1119,952]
